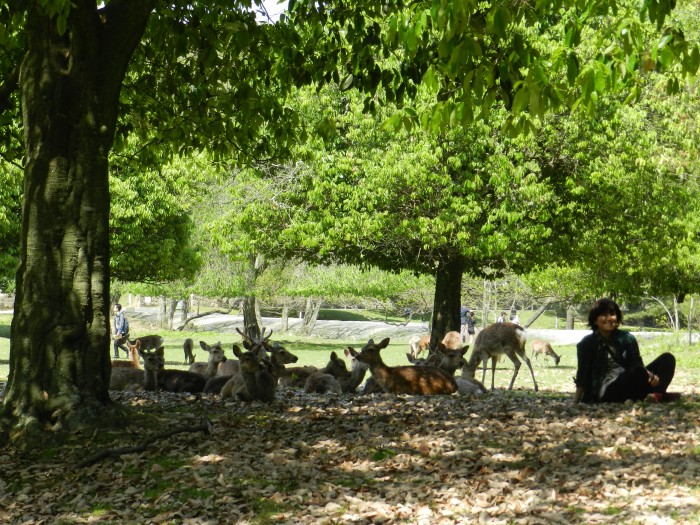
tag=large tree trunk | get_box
[430,258,464,348]
[1,3,155,439]
[242,296,261,340]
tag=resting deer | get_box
[128,334,164,351]
[303,351,350,394]
[183,338,195,364]
[188,341,227,378]
[531,339,561,366]
[462,322,538,392]
[441,331,463,350]
[156,347,207,393]
[221,345,276,402]
[111,340,142,369]
[355,338,457,395]
[406,343,486,395]
[110,347,160,390]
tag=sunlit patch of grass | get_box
[252,497,290,524]
[371,447,397,461]
[89,504,110,518]
[603,505,623,515]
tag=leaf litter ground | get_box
[1,384,699,525]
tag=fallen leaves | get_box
[1,388,699,524]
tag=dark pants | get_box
[113,335,129,358]
[601,353,676,402]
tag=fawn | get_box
[183,338,195,364]
[531,339,561,366]
[111,339,142,369]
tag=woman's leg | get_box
[600,365,650,402]
[646,352,676,393]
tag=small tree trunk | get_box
[280,306,289,333]
[242,296,260,340]
[522,299,552,329]
[566,304,576,330]
[157,296,167,329]
[167,299,178,329]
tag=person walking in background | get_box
[460,305,469,342]
[573,298,680,404]
[112,303,130,358]
[464,310,477,344]
[510,309,520,325]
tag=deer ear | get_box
[199,341,209,350]
[379,338,391,348]
[330,351,338,359]
[461,347,469,355]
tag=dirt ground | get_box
[1,385,698,525]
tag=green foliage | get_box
[109,154,202,285]
[284,0,699,134]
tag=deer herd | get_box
[110,322,563,401]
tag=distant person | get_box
[460,306,469,341]
[496,311,507,323]
[573,298,680,404]
[464,310,477,344]
[112,303,130,358]
[510,309,520,324]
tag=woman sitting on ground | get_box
[573,298,680,404]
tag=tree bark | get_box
[430,258,464,347]
[1,2,156,438]
[522,299,552,329]
[242,296,261,340]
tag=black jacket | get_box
[575,329,643,403]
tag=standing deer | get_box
[355,338,457,395]
[462,322,538,392]
[408,334,431,357]
[183,338,195,364]
[128,334,164,351]
[531,339,561,366]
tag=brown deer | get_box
[109,346,160,390]
[128,334,164,351]
[303,351,350,394]
[407,343,486,395]
[441,331,463,350]
[156,347,207,393]
[462,322,538,392]
[188,341,227,378]
[111,339,142,369]
[183,338,195,364]
[355,338,457,395]
[408,334,431,357]
[221,345,276,402]
[531,339,561,366]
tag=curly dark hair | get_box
[587,298,622,329]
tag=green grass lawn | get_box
[1,311,698,394]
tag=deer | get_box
[221,345,276,402]
[406,342,486,395]
[303,351,350,394]
[111,339,142,369]
[188,341,227,378]
[183,338,195,364]
[461,322,538,392]
[109,347,160,390]
[354,337,458,395]
[408,334,431,358]
[155,347,207,393]
[127,334,164,351]
[531,339,561,366]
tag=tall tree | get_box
[0,1,297,440]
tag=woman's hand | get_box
[648,371,660,387]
